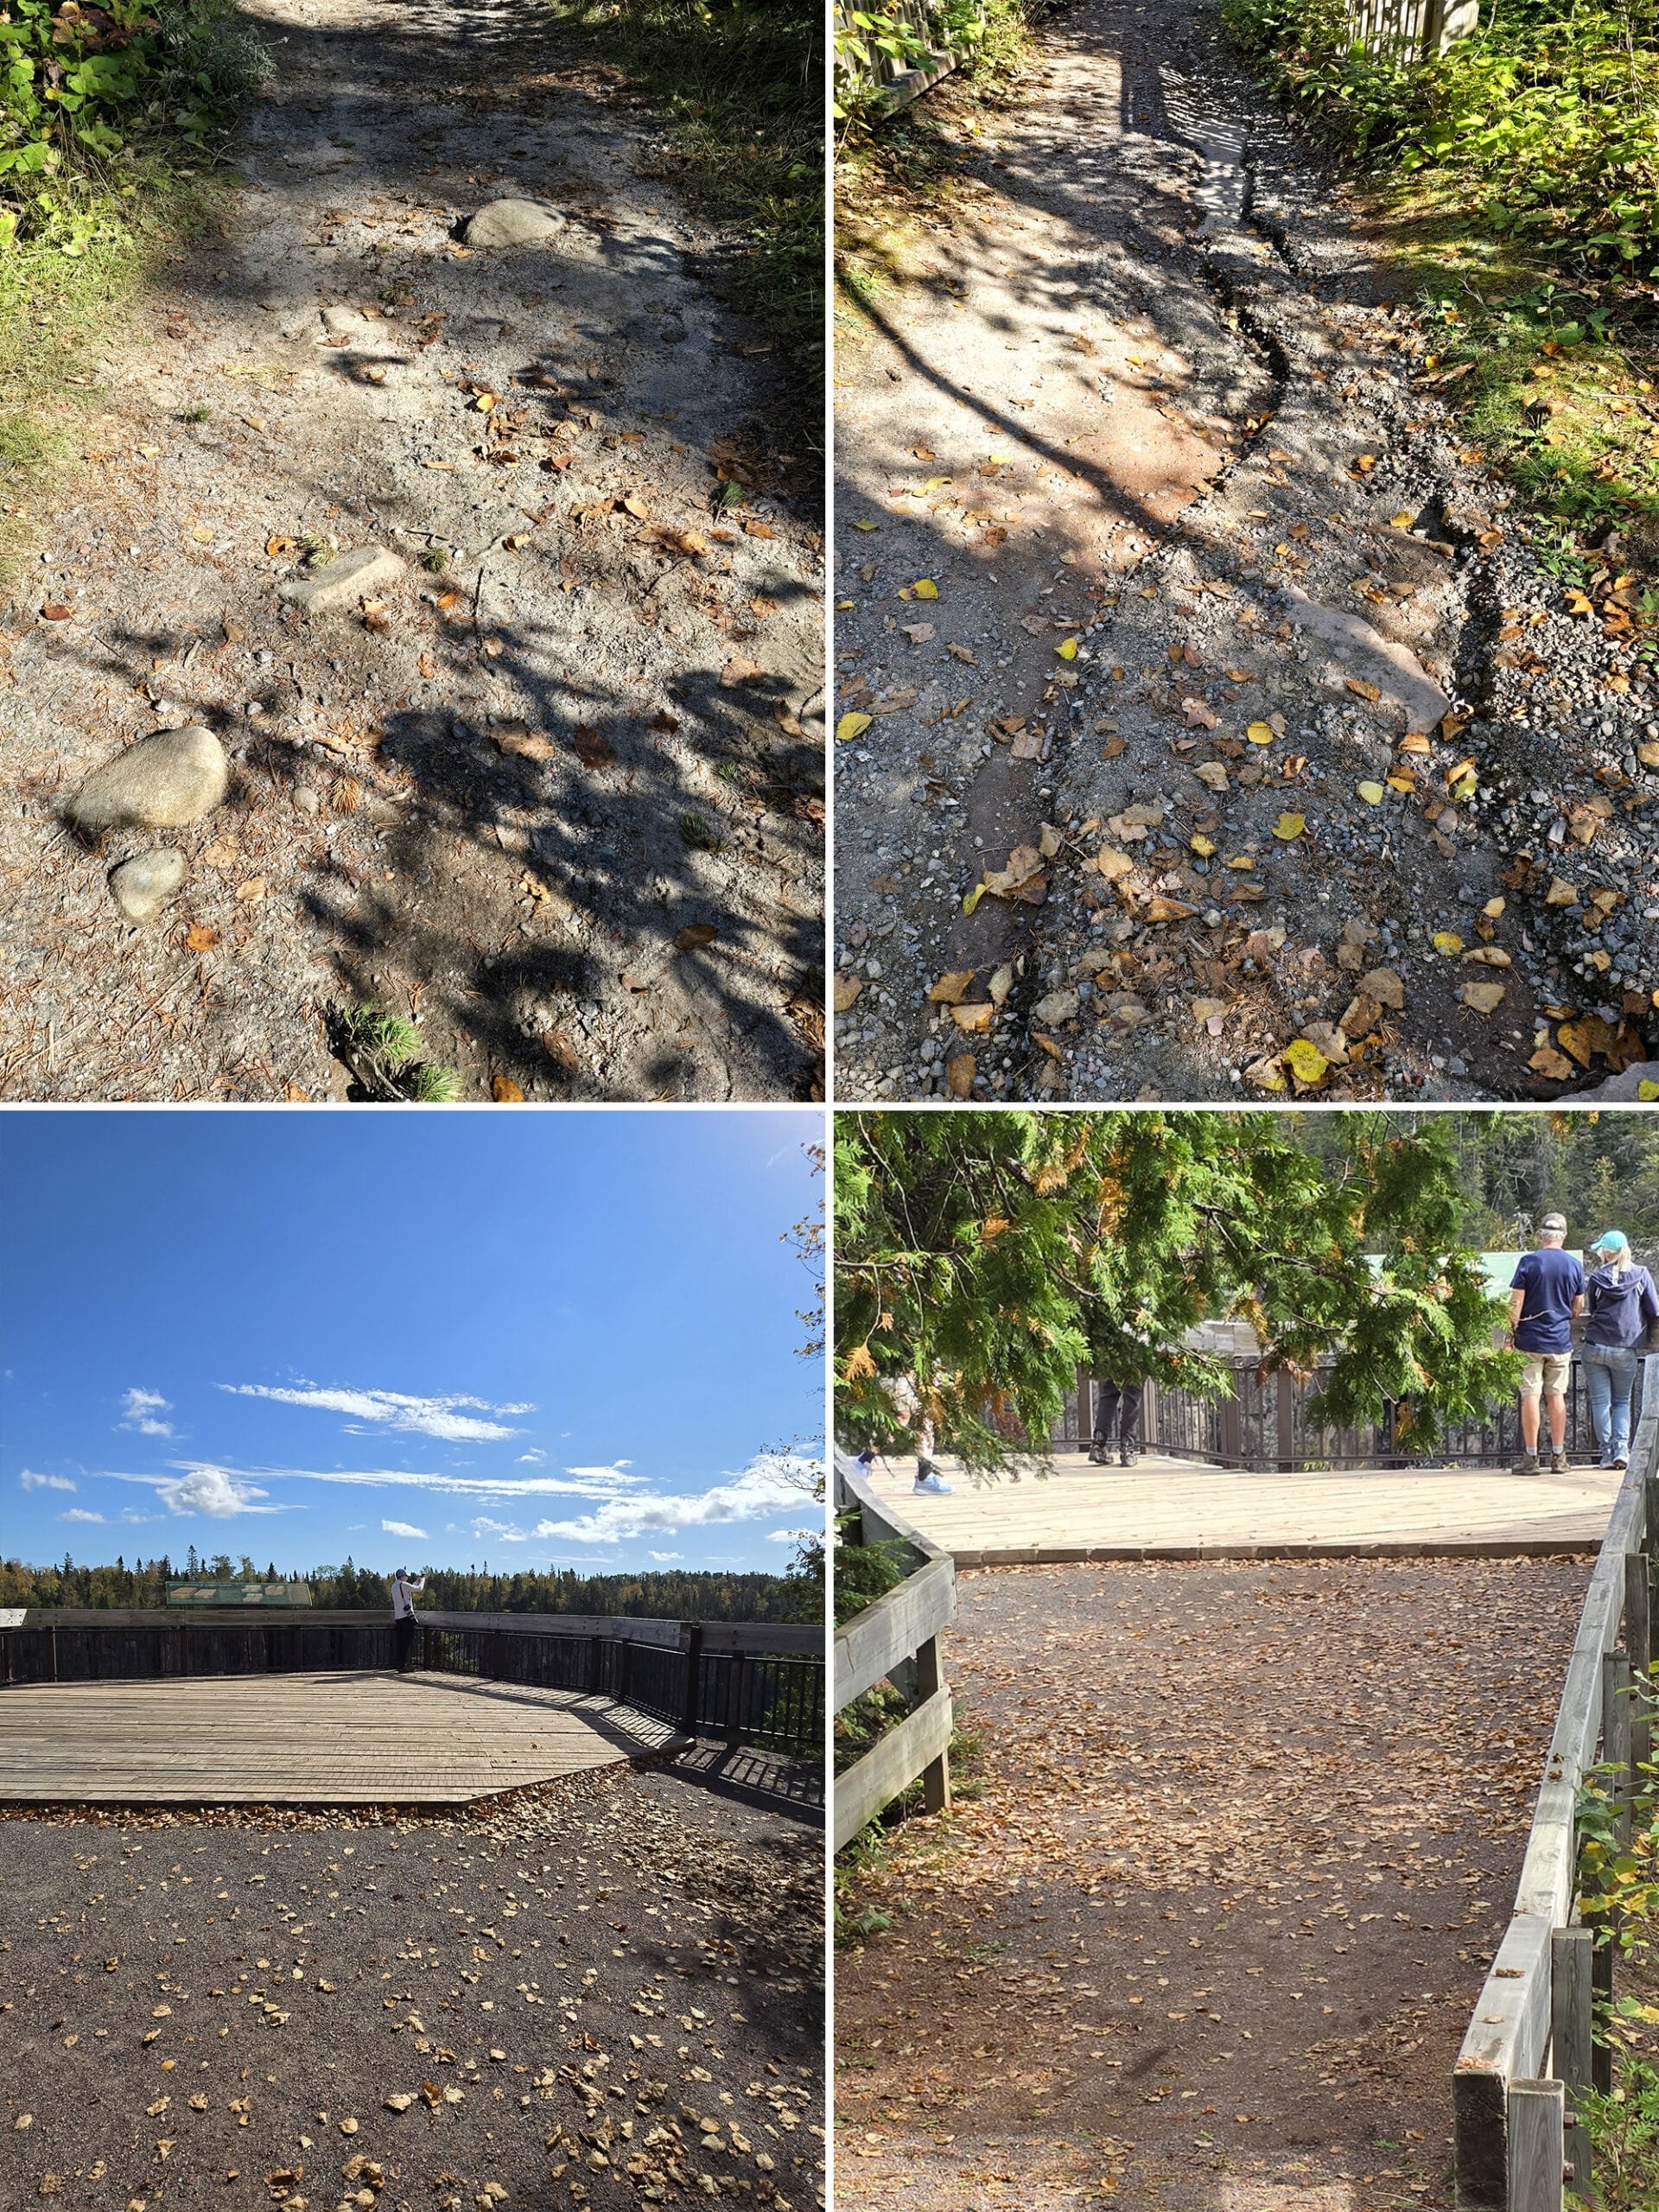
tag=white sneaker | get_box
[913,1471,953,1495]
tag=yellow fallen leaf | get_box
[911,578,939,599]
[1357,780,1384,804]
[963,882,986,917]
[1640,1080,1659,1101]
[492,1077,524,1102]
[1391,512,1414,528]
[1056,637,1078,660]
[833,975,862,1012]
[1246,721,1274,745]
[951,1001,995,1033]
[836,713,873,743]
[1225,855,1255,870]
[1433,931,1464,955]
[1190,835,1216,857]
[928,971,976,1003]
[1272,811,1306,840]
[853,518,880,531]
[1459,980,1507,1014]
[1283,1037,1329,1085]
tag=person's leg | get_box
[1094,1382,1122,1465]
[1515,1359,1542,1471]
[1611,1348,1639,1465]
[1118,1381,1144,1466]
[1585,1347,1614,1465]
[1547,1356,1569,1465]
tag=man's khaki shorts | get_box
[1520,1352,1571,1398]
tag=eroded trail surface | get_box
[835,1559,1586,2212]
[0,0,823,1102]
[833,0,1659,1103]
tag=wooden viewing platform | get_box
[0,1669,687,1806]
[860,1449,1625,1563]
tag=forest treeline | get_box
[0,1554,823,1623]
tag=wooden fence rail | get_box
[834,1448,956,1848]
[834,0,985,121]
[1452,1395,1659,2209]
[0,1609,825,1758]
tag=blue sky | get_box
[1,1110,823,1579]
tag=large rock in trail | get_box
[0,0,823,1101]
[833,0,1658,1102]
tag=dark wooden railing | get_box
[1060,1356,1641,1472]
[0,1608,825,1758]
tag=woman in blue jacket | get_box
[1583,1230,1659,1471]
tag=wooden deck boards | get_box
[0,1669,685,1805]
[868,1451,1625,1562]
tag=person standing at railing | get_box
[1582,1230,1659,1473]
[391,1567,427,1673]
[1507,1213,1586,1478]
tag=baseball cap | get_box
[1592,1230,1627,1252]
[1541,1212,1568,1233]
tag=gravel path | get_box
[0,0,823,1101]
[835,1557,1586,2212]
[833,0,1658,1102]
[0,1765,824,2212]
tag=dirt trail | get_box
[834,1558,1586,2212]
[0,0,823,1102]
[832,0,1659,1103]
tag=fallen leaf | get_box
[233,877,266,904]
[911,578,939,600]
[493,727,556,763]
[40,603,72,621]
[1283,1037,1329,1085]
[186,925,219,952]
[1193,760,1230,791]
[837,712,874,744]
[1544,878,1580,906]
[929,971,976,1004]
[1056,637,1078,660]
[1459,981,1507,1014]
[721,654,766,688]
[1246,721,1274,746]
[675,923,717,950]
[1433,931,1464,955]
[1271,811,1306,841]
[834,974,863,1013]
[1530,1047,1574,1079]
[570,728,615,769]
[1359,967,1405,1009]
[946,1052,976,1097]
[1344,677,1381,702]
[1357,780,1384,805]
[951,1001,995,1033]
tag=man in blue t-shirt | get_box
[1508,1213,1586,1476]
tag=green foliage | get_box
[1223,0,1659,277]
[338,1004,463,1105]
[1572,2060,1659,2210]
[831,1510,910,1625]
[0,1551,807,1620]
[835,1110,1519,1476]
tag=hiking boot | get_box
[1550,1449,1569,1474]
[1511,1452,1541,1477]
[1118,1440,1138,1468]
[1086,1446,1109,1466]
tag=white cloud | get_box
[522,1455,819,1547]
[20,1470,75,1492]
[120,1510,161,1526]
[516,1450,546,1465]
[649,1551,683,1563]
[766,1528,816,1542]
[102,1462,639,1504]
[119,1388,175,1438]
[381,1519,428,1541]
[157,1466,283,1519]
[222,1383,533,1442]
[60,1508,105,1523]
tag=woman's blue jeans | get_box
[1584,1344,1641,1465]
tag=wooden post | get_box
[1276,1370,1295,1473]
[1506,2080,1566,2212]
[680,1622,703,1738]
[1627,1550,1652,1779]
[1552,1926,1594,2196]
[916,1633,951,1816]
[1076,1363,1091,1451]
[1605,1649,1634,1847]
[48,1624,58,1684]
[1593,1933,1615,2094]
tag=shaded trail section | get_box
[833,0,1658,1103]
[835,1557,1585,2212]
[0,0,823,1101]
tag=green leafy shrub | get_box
[1222,0,1659,276]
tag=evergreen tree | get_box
[836,1109,1522,1473]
